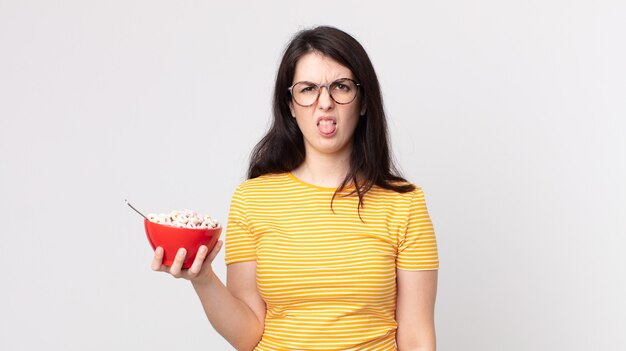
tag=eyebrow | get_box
[292,77,354,84]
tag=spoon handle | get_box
[125,199,149,220]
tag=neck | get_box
[292,149,352,188]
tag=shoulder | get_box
[370,179,424,199]
[358,183,417,211]
[234,172,290,195]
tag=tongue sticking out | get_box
[318,121,337,135]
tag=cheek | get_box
[292,104,311,119]
[293,114,314,134]
[341,108,361,132]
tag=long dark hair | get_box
[247,26,415,213]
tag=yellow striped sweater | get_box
[225,172,439,350]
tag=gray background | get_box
[1,1,625,350]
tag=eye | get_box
[332,81,352,92]
[298,83,318,94]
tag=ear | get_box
[289,102,296,118]
[360,103,367,116]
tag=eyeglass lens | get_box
[291,79,358,106]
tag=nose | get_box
[317,85,334,110]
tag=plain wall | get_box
[1,1,624,350]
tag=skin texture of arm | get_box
[153,243,266,351]
[395,269,438,351]
[191,261,266,351]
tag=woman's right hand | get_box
[151,240,223,283]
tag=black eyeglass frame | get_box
[288,78,361,107]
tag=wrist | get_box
[190,269,218,288]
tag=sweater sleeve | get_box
[224,184,256,265]
[396,187,439,270]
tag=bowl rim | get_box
[143,218,222,232]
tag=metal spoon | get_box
[125,199,148,220]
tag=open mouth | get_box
[317,119,337,136]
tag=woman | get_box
[152,26,439,351]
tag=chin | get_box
[316,143,349,155]
[303,134,350,155]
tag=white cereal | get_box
[147,209,218,229]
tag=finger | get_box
[151,247,164,271]
[198,241,222,273]
[188,245,208,276]
[169,248,187,278]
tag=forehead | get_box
[293,51,354,83]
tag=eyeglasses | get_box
[288,78,360,107]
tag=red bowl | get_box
[144,219,222,269]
